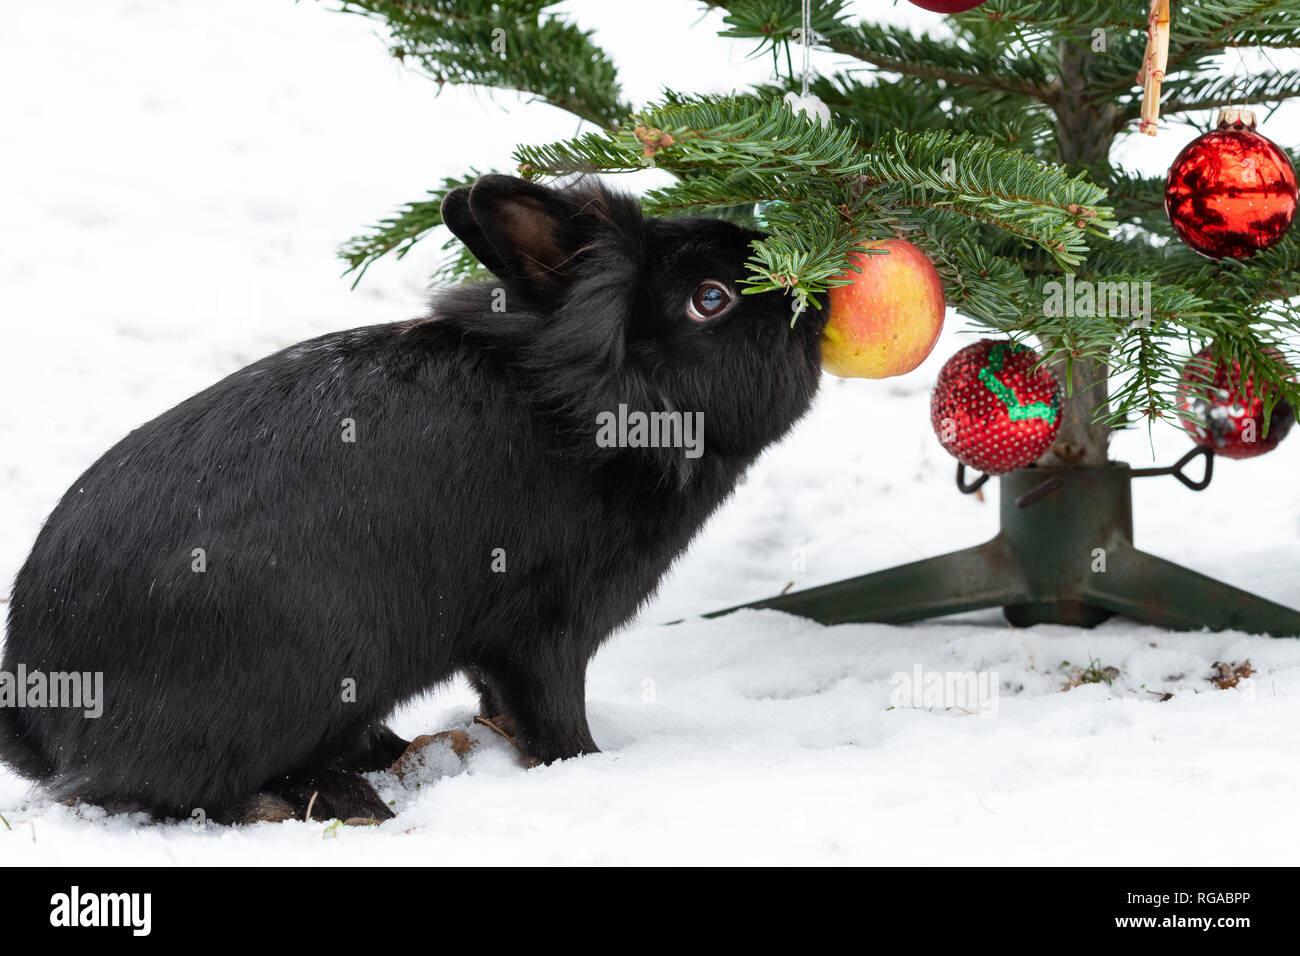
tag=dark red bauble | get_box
[1165,110,1298,259]
[1177,346,1294,459]
[907,0,987,11]
[930,340,1062,474]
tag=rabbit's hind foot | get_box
[253,767,396,823]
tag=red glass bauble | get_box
[907,0,987,11]
[930,340,1062,474]
[1165,111,1298,259]
[1177,346,1294,459]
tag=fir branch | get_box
[328,0,628,127]
[1028,263,1300,427]
[817,24,1051,102]
[337,171,482,285]
[1172,0,1300,52]
[1143,67,1300,118]
[861,128,1112,266]
[955,0,1146,35]
[703,0,1054,102]
[753,74,1054,156]
[1101,167,1170,230]
[516,95,1110,305]
[1203,232,1300,307]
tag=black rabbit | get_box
[0,175,826,822]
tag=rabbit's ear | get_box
[440,184,508,278]
[443,175,586,307]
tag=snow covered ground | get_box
[2,1,1299,865]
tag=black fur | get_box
[0,175,825,820]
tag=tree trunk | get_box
[1036,38,1124,468]
[1034,351,1112,467]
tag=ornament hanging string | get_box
[1138,0,1171,136]
[780,0,811,325]
[800,0,812,98]
[1227,40,1251,111]
[782,0,829,126]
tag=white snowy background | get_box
[2,0,1299,865]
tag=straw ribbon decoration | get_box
[1138,0,1171,136]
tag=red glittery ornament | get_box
[1165,109,1298,259]
[1177,345,1294,459]
[907,0,987,11]
[930,340,1062,474]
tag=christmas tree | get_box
[324,0,1300,634]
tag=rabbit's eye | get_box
[687,280,736,321]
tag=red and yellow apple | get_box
[820,239,946,379]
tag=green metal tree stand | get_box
[711,451,1300,637]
